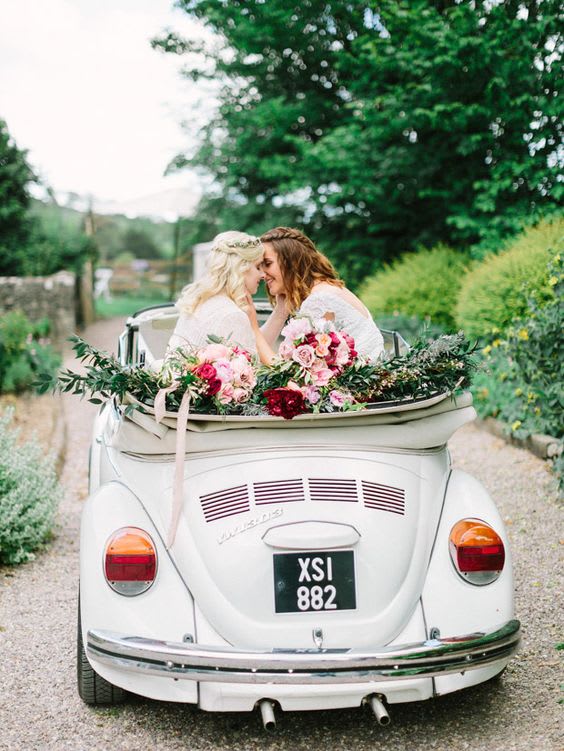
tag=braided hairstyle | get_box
[260,227,343,313]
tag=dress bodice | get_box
[168,294,256,354]
[299,289,384,360]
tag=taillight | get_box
[449,518,505,585]
[104,527,157,596]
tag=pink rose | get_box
[217,383,234,404]
[311,366,334,387]
[278,340,294,360]
[315,333,331,357]
[329,390,349,407]
[193,363,217,381]
[232,387,249,403]
[303,385,321,405]
[292,344,315,368]
[335,341,351,366]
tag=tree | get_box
[0,119,36,274]
[157,0,562,288]
[121,227,162,259]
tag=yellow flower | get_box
[477,387,489,399]
[548,276,558,287]
[499,371,508,382]
[511,420,522,431]
[517,328,529,340]
[534,407,541,416]
[492,339,502,348]
[527,391,536,403]
[514,388,523,397]
[482,345,492,355]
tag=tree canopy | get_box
[157,0,563,287]
[0,119,36,274]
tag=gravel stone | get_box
[0,317,561,750]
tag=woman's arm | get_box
[260,295,288,346]
[245,294,277,365]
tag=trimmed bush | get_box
[456,216,564,339]
[472,252,563,485]
[0,311,61,394]
[0,409,62,564]
[360,245,470,330]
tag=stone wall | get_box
[0,271,76,349]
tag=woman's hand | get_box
[244,292,260,331]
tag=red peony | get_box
[206,378,222,396]
[264,387,306,420]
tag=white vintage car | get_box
[78,303,520,728]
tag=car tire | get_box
[77,596,126,705]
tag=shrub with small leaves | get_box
[472,251,563,487]
[0,409,62,564]
[0,310,61,394]
[361,245,471,331]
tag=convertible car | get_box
[78,303,520,728]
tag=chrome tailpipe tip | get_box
[365,694,391,726]
[258,699,276,731]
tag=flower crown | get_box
[213,236,262,253]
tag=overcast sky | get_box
[0,0,214,202]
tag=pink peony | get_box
[335,341,351,366]
[214,358,234,383]
[199,342,230,362]
[281,317,313,342]
[232,387,249,403]
[292,344,315,368]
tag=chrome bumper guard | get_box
[87,619,520,685]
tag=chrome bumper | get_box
[87,619,520,685]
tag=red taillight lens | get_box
[449,519,505,585]
[104,527,157,596]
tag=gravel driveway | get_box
[0,317,561,751]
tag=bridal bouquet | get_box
[257,316,363,419]
[40,321,477,421]
[161,340,256,412]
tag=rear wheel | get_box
[77,596,126,705]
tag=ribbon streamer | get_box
[154,384,191,548]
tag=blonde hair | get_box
[177,231,264,315]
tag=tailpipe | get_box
[258,699,276,731]
[365,694,391,726]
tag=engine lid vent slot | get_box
[309,478,359,503]
[253,479,305,505]
[200,484,250,522]
[361,480,405,515]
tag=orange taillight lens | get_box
[449,518,505,585]
[104,527,157,596]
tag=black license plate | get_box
[273,551,356,613]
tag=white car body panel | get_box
[78,308,519,716]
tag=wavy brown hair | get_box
[260,227,343,313]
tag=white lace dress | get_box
[299,289,385,360]
[168,294,257,354]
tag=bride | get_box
[259,227,384,359]
[168,230,285,363]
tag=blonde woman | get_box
[168,231,283,363]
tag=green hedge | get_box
[0,311,61,394]
[360,245,470,330]
[456,217,563,339]
[472,252,563,486]
[0,410,62,564]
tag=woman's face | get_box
[261,244,286,296]
[243,258,265,295]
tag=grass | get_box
[95,294,171,319]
